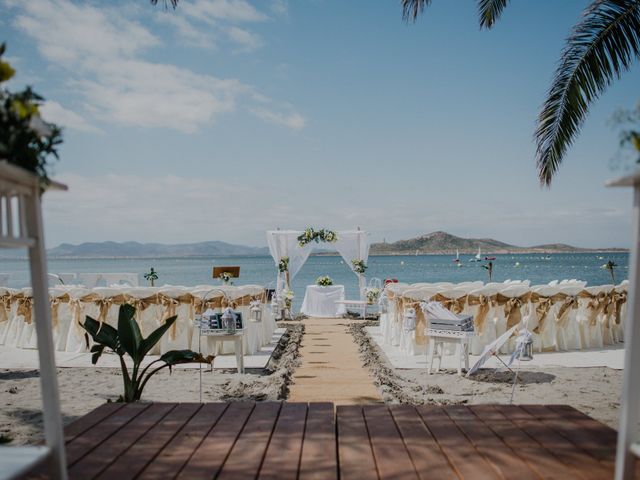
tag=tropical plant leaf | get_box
[401,0,432,22]
[478,0,509,29]
[117,304,142,361]
[81,316,119,352]
[140,315,177,358]
[536,0,640,186]
[91,344,105,365]
[159,349,213,366]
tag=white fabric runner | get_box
[300,285,346,318]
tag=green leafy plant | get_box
[0,43,62,181]
[143,267,158,286]
[81,304,212,402]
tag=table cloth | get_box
[300,285,347,318]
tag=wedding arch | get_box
[266,228,370,300]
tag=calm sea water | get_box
[0,252,629,310]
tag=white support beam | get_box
[609,173,640,480]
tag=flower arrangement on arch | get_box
[278,256,289,273]
[282,289,295,309]
[365,287,380,305]
[351,259,367,274]
[297,227,338,247]
[316,275,333,287]
[219,271,233,285]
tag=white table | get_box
[426,328,476,376]
[300,285,347,318]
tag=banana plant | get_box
[81,304,213,402]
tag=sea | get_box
[0,252,630,310]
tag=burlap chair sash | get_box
[0,293,12,324]
[612,291,627,325]
[528,293,556,334]
[466,294,492,334]
[555,294,578,329]
[16,294,33,325]
[495,292,531,330]
[432,293,466,314]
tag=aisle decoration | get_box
[282,289,295,309]
[365,287,380,304]
[351,259,367,274]
[219,271,233,285]
[316,275,333,287]
[297,227,338,247]
[278,256,289,273]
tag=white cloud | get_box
[155,13,216,49]
[226,26,263,52]
[6,0,304,132]
[270,0,288,17]
[182,0,267,25]
[249,107,306,130]
[40,101,103,133]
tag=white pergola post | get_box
[608,173,640,480]
[0,161,67,480]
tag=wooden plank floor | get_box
[27,403,620,479]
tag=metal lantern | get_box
[520,337,534,361]
[250,301,263,323]
[221,307,236,334]
[271,295,280,317]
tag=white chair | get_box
[495,284,530,353]
[466,285,499,355]
[554,284,584,350]
[529,284,561,352]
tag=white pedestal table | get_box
[300,285,347,318]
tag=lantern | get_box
[250,300,263,323]
[221,307,236,334]
[271,295,280,317]
[520,337,534,361]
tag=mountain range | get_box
[0,232,625,259]
[369,231,627,255]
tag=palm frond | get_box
[477,0,509,29]
[536,0,640,186]
[150,0,178,9]
[401,0,432,22]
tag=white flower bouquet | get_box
[316,275,333,287]
[278,256,289,273]
[365,287,380,304]
[282,289,295,309]
[351,259,367,274]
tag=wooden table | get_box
[26,402,626,479]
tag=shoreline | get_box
[0,250,629,261]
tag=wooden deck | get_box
[27,402,623,479]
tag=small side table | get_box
[426,328,476,376]
[197,327,245,374]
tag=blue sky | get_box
[1,0,638,248]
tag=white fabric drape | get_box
[267,229,370,300]
[333,230,370,300]
[266,230,313,296]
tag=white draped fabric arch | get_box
[266,229,370,301]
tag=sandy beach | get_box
[349,321,622,428]
[0,324,303,445]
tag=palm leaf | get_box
[401,0,432,22]
[536,0,640,186]
[150,0,179,8]
[478,0,509,29]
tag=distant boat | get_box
[453,249,460,263]
[484,256,496,261]
[469,247,482,262]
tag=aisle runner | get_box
[288,318,381,404]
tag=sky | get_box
[1,0,639,249]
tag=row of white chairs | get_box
[381,280,627,356]
[0,284,275,356]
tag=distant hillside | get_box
[44,240,269,258]
[370,231,627,255]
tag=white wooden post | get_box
[24,192,68,480]
[609,174,640,480]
